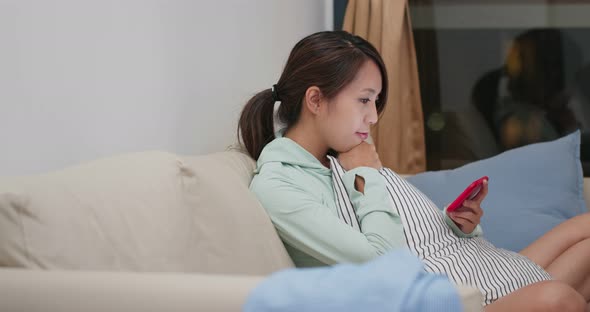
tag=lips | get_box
[356,132,369,140]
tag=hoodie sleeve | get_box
[341,167,397,229]
[250,168,406,265]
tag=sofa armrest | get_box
[0,268,263,312]
[0,268,483,311]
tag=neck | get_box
[284,121,330,168]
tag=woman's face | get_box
[317,60,382,153]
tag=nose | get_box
[366,101,378,125]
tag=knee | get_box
[573,212,590,229]
[532,281,585,312]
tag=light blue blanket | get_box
[243,249,462,312]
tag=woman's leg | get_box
[484,280,585,312]
[583,274,590,300]
[544,239,590,300]
[520,213,590,300]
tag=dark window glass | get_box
[335,0,590,175]
[411,1,590,175]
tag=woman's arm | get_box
[251,169,405,265]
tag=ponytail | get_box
[238,89,276,160]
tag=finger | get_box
[362,141,375,151]
[449,214,475,226]
[454,204,483,220]
[451,209,479,220]
[472,179,489,203]
[452,208,478,218]
[451,211,480,225]
[448,209,474,221]
[461,200,484,216]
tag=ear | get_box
[304,86,324,116]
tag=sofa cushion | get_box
[179,150,294,273]
[0,150,293,274]
[407,131,587,252]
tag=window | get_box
[411,0,590,175]
[334,0,590,175]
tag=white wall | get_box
[0,0,331,176]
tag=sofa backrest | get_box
[0,150,294,274]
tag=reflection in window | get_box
[473,29,581,150]
[410,1,590,175]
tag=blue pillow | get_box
[406,131,587,252]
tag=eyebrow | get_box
[361,88,377,94]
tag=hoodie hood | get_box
[255,137,331,175]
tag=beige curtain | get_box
[343,0,426,174]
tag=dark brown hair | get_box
[237,31,388,160]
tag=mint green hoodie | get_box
[250,137,479,267]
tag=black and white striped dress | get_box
[327,156,551,305]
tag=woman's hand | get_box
[447,180,488,234]
[337,142,382,194]
[337,142,382,171]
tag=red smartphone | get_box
[447,176,489,212]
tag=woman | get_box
[238,30,590,311]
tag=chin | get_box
[332,141,362,153]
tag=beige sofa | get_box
[1,149,586,311]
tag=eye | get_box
[360,98,370,104]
